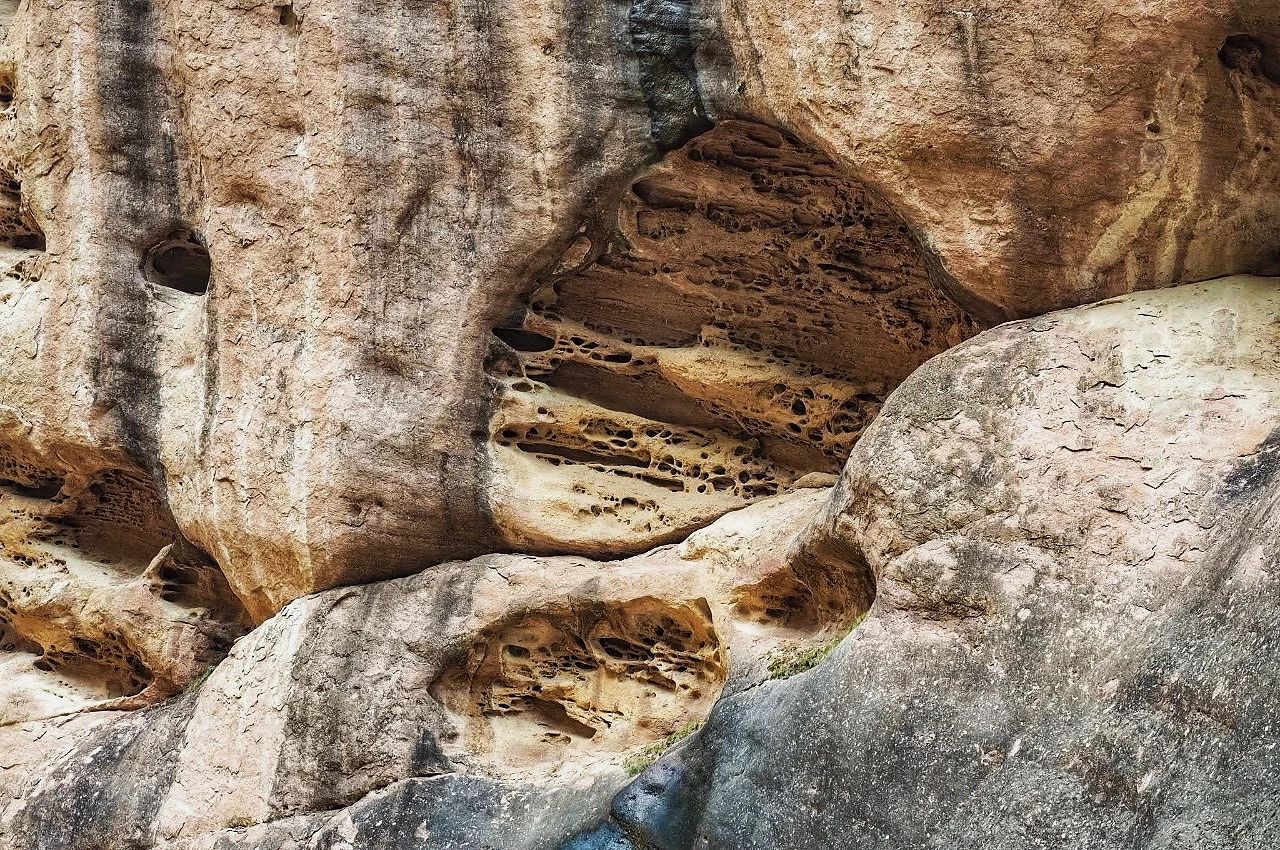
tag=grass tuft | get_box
[765,611,868,681]
[624,721,702,776]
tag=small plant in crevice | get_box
[624,720,702,776]
[765,611,868,681]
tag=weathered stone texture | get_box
[581,276,1280,848]
[5,0,1278,624]
[0,0,1278,844]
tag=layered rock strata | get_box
[488,120,978,554]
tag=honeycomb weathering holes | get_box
[143,230,212,295]
[0,446,248,709]
[0,171,45,252]
[487,120,981,555]
[433,597,725,775]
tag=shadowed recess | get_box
[486,120,981,556]
[142,230,212,295]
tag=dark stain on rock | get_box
[607,713,721,849]
[1219,426,1280,502]
[89,0,185,480]
[335,0,521,570]
[9,692,199,850]
[628,0,713,151]
[563,823,636,850]
[410,730,452,776]
[299,773,615,850]
[270,567,484,817]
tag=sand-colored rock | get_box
[0,0,666,621]
[0,0,1277,843]
[10,276,1276,849]
[706,0,1280,319]
[488,121,979,555]
[2,0,1275,622]
[0,488,850,847]
[0,443,247,721]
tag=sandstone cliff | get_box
[0,0,1277,847]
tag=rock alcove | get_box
[142,230,212,295]
[487,120,982,556]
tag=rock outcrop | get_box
[3,0,1277,625]
[488,120,978,555]
[580,275,1280,848]
[0,0,1278,845]
[0,487,860,848]
[706,0,1280,318]
[6,271,1277,847]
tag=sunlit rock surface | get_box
[0,0,1277,843]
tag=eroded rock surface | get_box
[705,0,1280,318]
[0,489,858,848]
[0,444,246,722]
[2,0,1274,624]
[0,0,1279,844]
[576,275,1280,849]
[488,120,978,554]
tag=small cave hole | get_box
[143,232,212,295]
[0,174,44,252]
[0,477,63,500]
[277,2,300,28]
[1219,34,1280,86]
[525,697,599,739]
[493,327,556,352]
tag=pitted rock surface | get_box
[0,0,1278,845]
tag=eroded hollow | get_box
[433,597,725,776]
[1220,34,1280,86]
[277,2,300,31]
[0,446,248,715]
[143,230,212,295]
[0,71,14,115]
[0,172,44,251]
[487,120,981,555]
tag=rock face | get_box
[7,269,1279,845]
[1,0,1279,844]
[586,275,1280,848]
[4,0,1278,623]
[488,120,978,555]
[705,0,1280,318]
[0,490,853,848]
